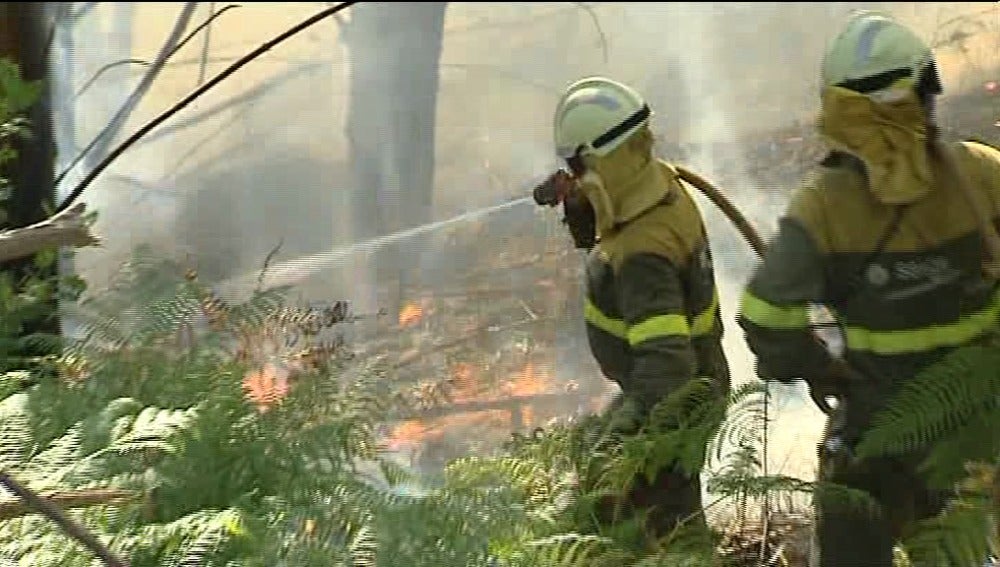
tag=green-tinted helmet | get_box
[822,11,941,95]
[553,76,651,160]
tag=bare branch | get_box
[572,2,608,64]
[55,0,362,217]
[0,202,100,263]
[197,2,218,85]
[55,3,200,196]
[73,59,151,98]
[0,471,128,566]
[256,238,285,292]
[73,4,242,98]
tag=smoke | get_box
[51,2,999,482]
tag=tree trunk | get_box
[342,2,448,315]
[0,2,60,346]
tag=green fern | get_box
[854,343,1000,566]
[1,240,840,566]
[856,345,1000,461]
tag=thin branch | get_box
[0,471,128,566]
[73,59,150,98]
[140,61,326,153]
[256,238,284,292]
[73,4,242,99]
[116,57,552,150]
[572,2,608,64]
[197,2,217,85]
[55,0,363,217]
[0,202,100,263]
[54,3,200,196]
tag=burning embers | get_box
[384,361,558,454]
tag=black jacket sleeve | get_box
[616,252,697,408]
[737,217,833,383]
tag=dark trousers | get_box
[596,460,707,540]
[813,413,952,567]
[596,394,711,541]
[634,464,707,537]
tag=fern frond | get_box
[117,508,244,566]
[903,497,993,567]
[856,345,1000,459]
[348,521,377,567]
[918,411,1000,487]
[22,423,88,491]
[706,381,768,468]
[516,532,610,566]
[20,400,195,492]
[0,392,33,475]
[99,405,196,458]
[227,286,292,329]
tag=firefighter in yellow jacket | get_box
[737,12,1000,566]
[539,76,732,537]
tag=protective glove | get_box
[531,170,597,250]
[805,358,858,415]
[562,190,597,250]
[606,396,645,436]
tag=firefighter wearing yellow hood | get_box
[737,12,1000,566]
[550,76,732,536]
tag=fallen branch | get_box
[0,202,100,263]
[403,390,583,421]
[0,487,136,521]
[0,471,128,566]
[393,316,554,369]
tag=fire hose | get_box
[530,165,768,256]
[673,165,768,257]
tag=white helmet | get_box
[821,11,940,95]
[553,76,651,160]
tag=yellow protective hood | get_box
[817,81,932,205]
[576,141,675,236]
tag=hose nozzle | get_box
[532,169,576,207]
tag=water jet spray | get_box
[220,195,536,296]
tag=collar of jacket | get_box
[583,156,675,237]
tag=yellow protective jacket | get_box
[738,140,1000,395]
[583,159,731,408]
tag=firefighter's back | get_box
[791,140,1000,385]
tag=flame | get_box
[57,353,91,384]
[384,362,561,451]
[385,420,432,450]
[503,362,553,398]
[520,404,535,428]
[450,362,480,403]
[242,363,290,413]
[384,410,512,452]
[398,302,424,328]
